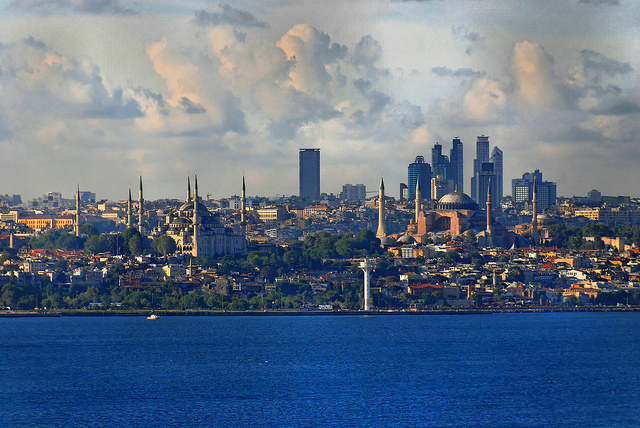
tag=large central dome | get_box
[436,190,479,211]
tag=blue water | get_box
[1,313,639,427]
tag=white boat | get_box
[147,313,160,320]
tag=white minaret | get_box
[376,175,387,240]
[415,177,422,224]
[74,184,81,237]
[486,178,493,234]
[359,259,374,311]
[532,178,539,246]
[138,173,144,234]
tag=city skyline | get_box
[0,1,639,200]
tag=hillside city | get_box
[2,139,640,313]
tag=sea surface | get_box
[1,312,639,427]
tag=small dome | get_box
[436,191,479,211]
[397,234,416,244]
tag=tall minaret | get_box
[415,176,422,224]
[376,175,387,240]
[192,172,199,256]
[241,173,246,236]
[486,178,493,234]
[138,173,144,234]
[187,173,192,203]
[74,184,81,237]
[127,186,132,229]
[532,178,539,246]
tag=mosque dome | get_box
[397,234,416,244]
[436,191,479,211]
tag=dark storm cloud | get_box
[267,89,340,140]
[431,66,484,77]
[179,97,206,115]
[24,35,47,50]
[580,50,633,80]
[354,78,392,116]
[194,4,269,28]
[83,88,143,119]
[9,0,136,14]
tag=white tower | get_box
[359,259,374,311]
[376,175,386,240]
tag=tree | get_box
[152,235,176,257]
[80,223,100,236]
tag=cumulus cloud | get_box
[194,4,269,28]
[276,24,347,95]
[8,0,136,14]
[511,41,558,107]
[452,26,484,55]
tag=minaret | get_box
[532,178,539,247]
[138,173,144,234]
[192,171,199,256]
[241,173,247,236]
[74,184,81,237]
[415,176,422,224]
[359,259,374,311]
[376,175,387,240]
[127,186,132,229]
[187,173,192,203]
[486,178,493,234]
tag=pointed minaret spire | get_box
[415,176,422,224]
[138,173,144,234]
[532,177,539,247]
[75,184,81,237]
[241,172,247,253]
[187,173,192,203]
[192,171,199,256]
[486,178,493,234]
[127,186,132,229]
[376,175,387,240]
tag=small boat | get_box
[147,313,160,320]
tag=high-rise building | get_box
[408,156,431,201]
[341,184,366,201]
[490,146,503,202]
[431,143,448,179]
[299,148,320,200]
[399,183,408,201]
[471,135,501,206]
[449,137,463,192]
[511,169,556,210]
[431,175,454,201]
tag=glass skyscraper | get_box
[408,156,431,201]
[299,148,320,200]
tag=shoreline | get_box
[1,306,638,317]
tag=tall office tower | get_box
[408,156,431,201]
[299,148,320,200]
[341,184,366,201]
[399,183,408,201]
[431,175,454,201]
[431,143,449,179]
[512,169,556,210]
[490,146,503,202]
[449,137,463,192]
[471,135,490,202]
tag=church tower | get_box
[376,175,387,240]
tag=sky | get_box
[1,0,639,201]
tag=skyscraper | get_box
[490,146,503,202]
[512,169,556,210]
[408,156,431,201]
[449,137,464,192]
[431,143,448,179]
[471,135,501,206]
[299,148,320,200]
